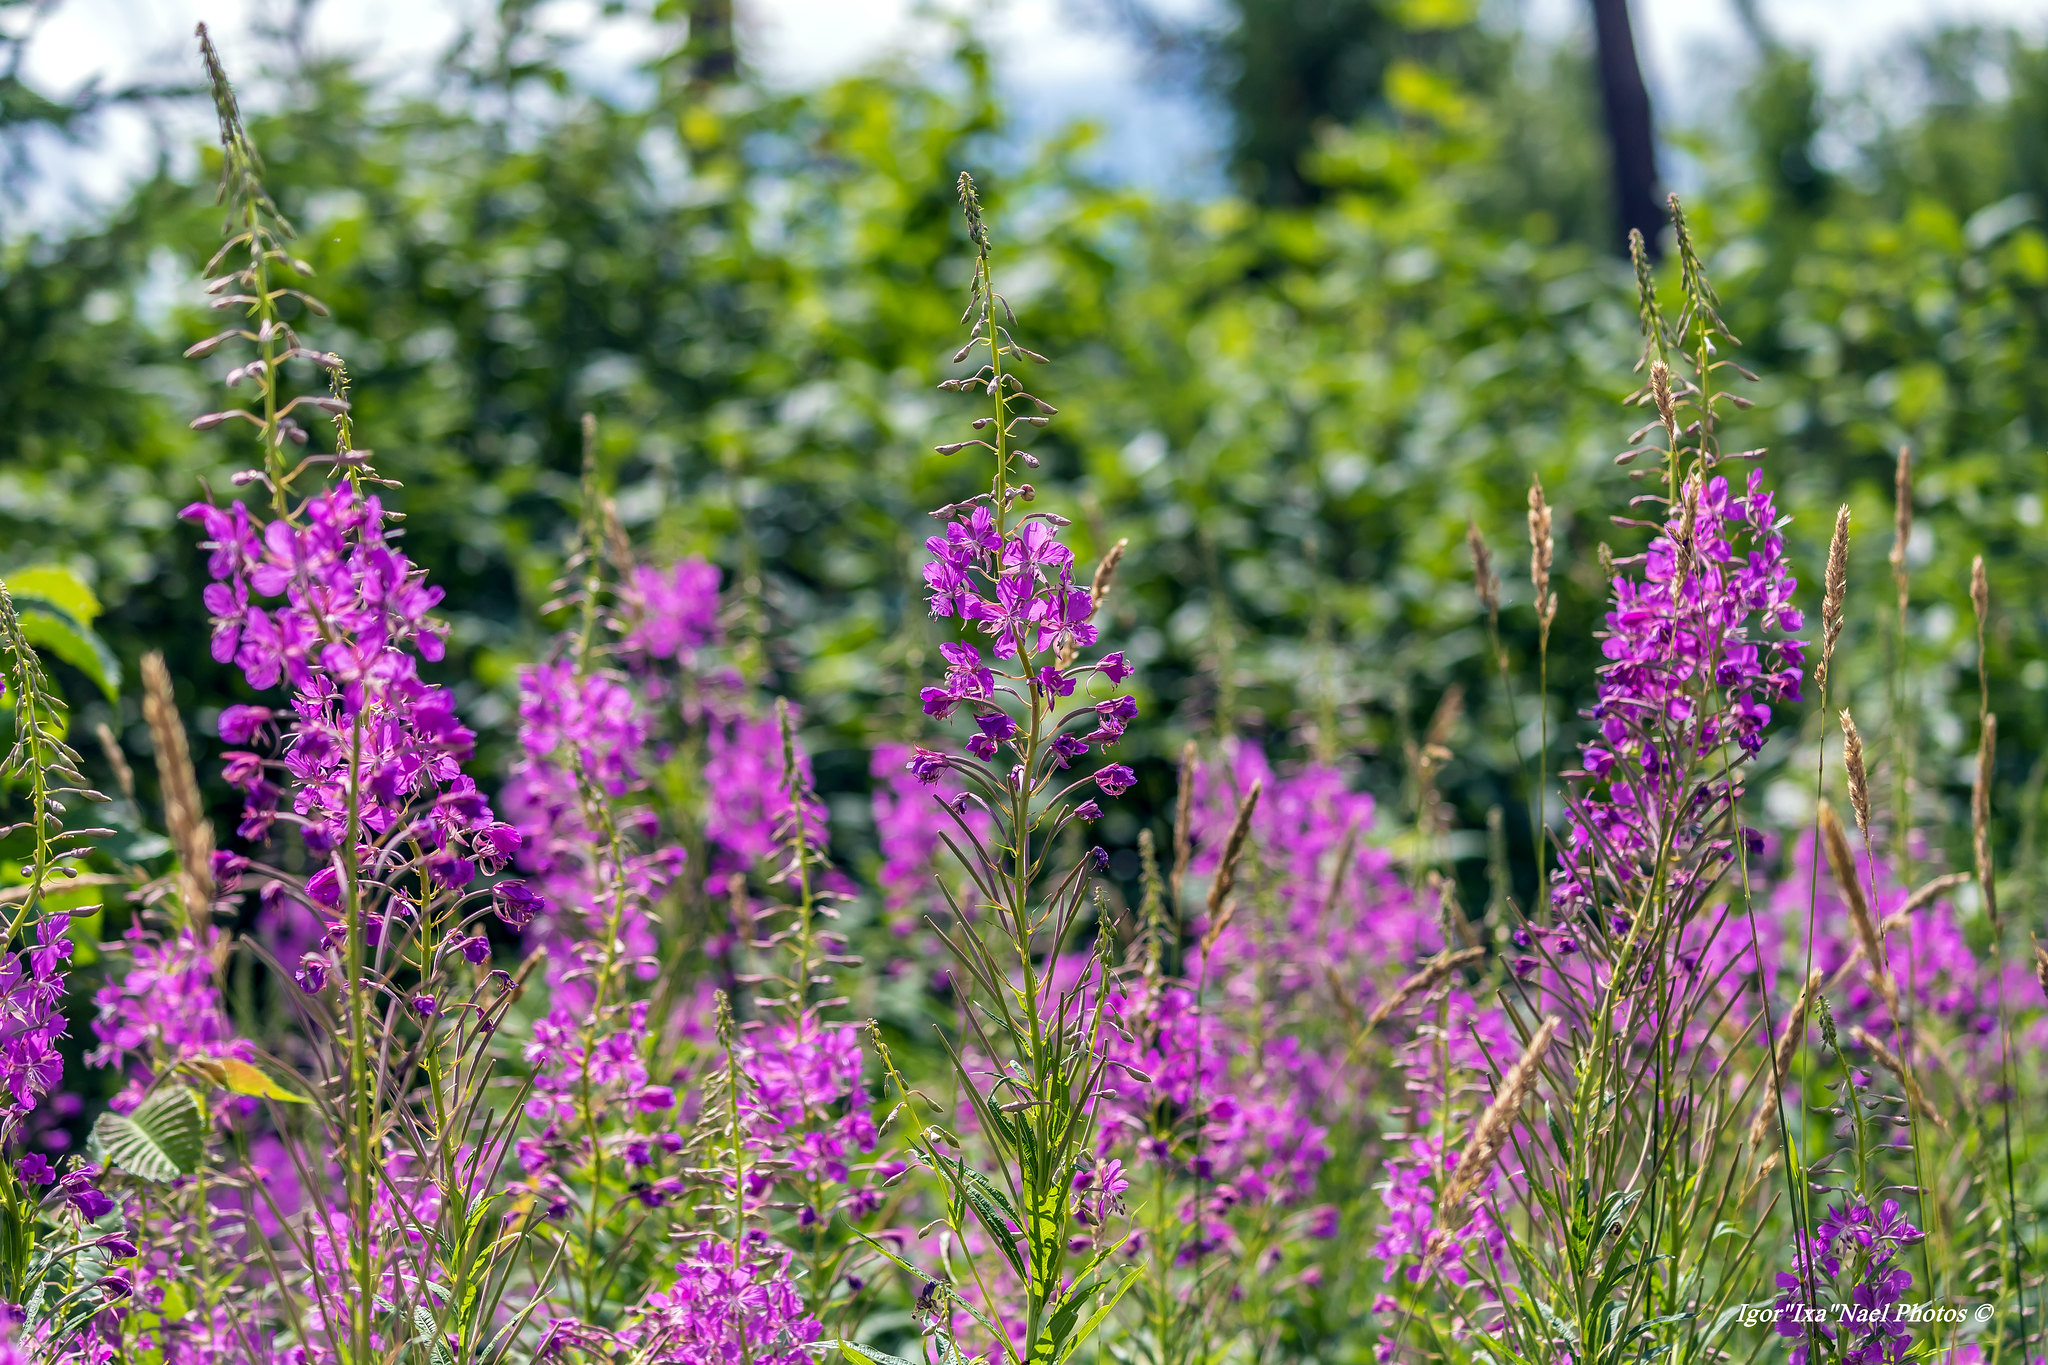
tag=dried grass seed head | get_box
[1440,1014,1559,1209]
[1890,447,1912,577]
[1974,712,1998,929]
[1817,504,1850,688]
[1819,799,1896,1017]
[1526,479,1555,629]
[1649,360,1677,438]
[142,652,215,920]
[1467,520,1499,617]
[1839,709,1870,837]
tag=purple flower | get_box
[492,881,546,930]
[306,866,341,909]
[209,850,250,893]
[1075,801,1102,821]
[906,748,948,786]
[1094,765,1137,797]
[293,954,329,993]
[635,1239,822,1365]
[1098,652,1132,684]
[872,744,993,926]
[1551,468,1803,917]
[58,1168,113,1221]
[620,559,721,660]
[0,914,74,1124]
[1049,733,1089,769]
[216,704,273,744]
[1084,694,1138,745]
[1034,665,1074,698]
[16,1154,53,1187]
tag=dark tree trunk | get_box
[690,0,737,84]
[1587,0,1661,256]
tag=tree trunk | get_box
[1587,0,1661,256]
[691,0,737,84]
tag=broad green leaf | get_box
[94,1086,204,1182]
[4,566,101,625]
[15,608,120,702]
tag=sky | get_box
[10,0,2048,223]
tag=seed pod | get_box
[1850,1026,1949,1133]
[1089,539,1128,611]
[1440,1015,1560,1210]
[1171,739,1198,905]
[1365,946,1487,1032]
[94,723,136,804]
[1649,360,1677,439]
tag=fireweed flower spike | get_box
[851,172,1143,1365]
[1485,197,1817,1365]
[171,34,576,1364]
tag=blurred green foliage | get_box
[4,3,2047,911]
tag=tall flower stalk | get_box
[1472,199,1809,1365]
[846,173,1142,1365]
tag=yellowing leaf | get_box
[214,1057,308,1103]
[3,566,100,626]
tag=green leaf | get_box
[14,608,120,702]
[93,1086,204,1182]
[826,1342,923,1365]
[4,567,101,626]
[955,1169,1026,1278]
[211,1057,310,1104]
[1036,1265,1142,1365]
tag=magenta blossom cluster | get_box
[518,998,683,1213]
[89,925,252,1112]
[0,913,73,1131]
[621,559,721,663]
[702,711,832,878]
[1098,974,1332,1254]
[183,483,521,928]
[1774,1196,1922,1365]
[624,1235,822,1365]
[870,742,992,937]
[1190,744,1437,1011]
[911,502,1136,809]
[1370,991,1515,1296]
[500,658,686,971]
[1554,469,1803,917]
[1768,834,1987,1036]
[735,1010,885,1222]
